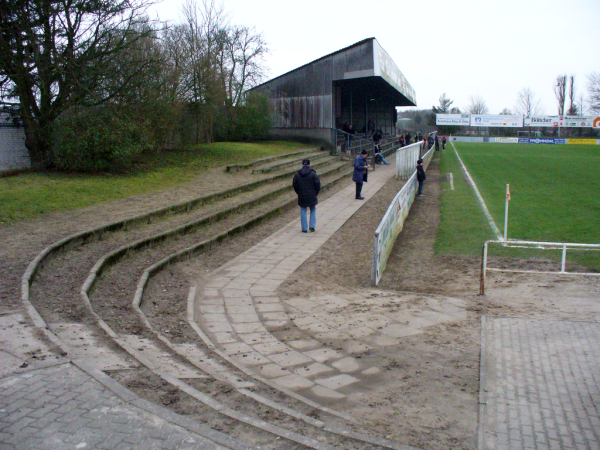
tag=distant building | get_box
[0,112,29,173]
[248,38,416,147]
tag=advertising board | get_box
[523,116,558,127]
[567,139,598,145]
[495,137,519,144]
[524,115,598,128]
[518,138,568,144]
[470,115,523,127]
[436,114,470,126]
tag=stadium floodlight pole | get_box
[504,184,511,241]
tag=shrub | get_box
[52,106,154,172]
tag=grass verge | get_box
[0,141,308,224]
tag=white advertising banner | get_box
[561,116,594,128]
[470,115,523,127]
[523,116,558,127]
[524,115,597,128]
[436,114,470,126]
[495,137,519,143]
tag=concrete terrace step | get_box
[226,147,321,173]
[251,150,332,174]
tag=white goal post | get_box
[479,239,600,295]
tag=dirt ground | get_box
[2,154,598,450]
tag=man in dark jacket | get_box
[293,159,321,232]
[416,158,426,197]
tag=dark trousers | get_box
[355,182,363,198]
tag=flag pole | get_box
[504,184,510,241]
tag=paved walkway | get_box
[479,317,600,450]
[0,357,249,449]
[192,162,467,402]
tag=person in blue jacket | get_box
[353,150,371,200]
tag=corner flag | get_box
[506,184,511,201]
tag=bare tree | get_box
[514,87,544,115]
[499,108,513,115]
[433,93,455,114]
[567,75,578,115]
[466,95,489,114]
[555,75,567,115]
[0,0,156,167]
[588,72,600,114]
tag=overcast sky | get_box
[151,0,600,115]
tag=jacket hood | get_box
[298,166,313,177]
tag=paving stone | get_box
[294,363,335,378]
[255,363,291,378]
[303,348,344,363]
[261,312,290,323]
[232,351,272,366]
[212,332,237,344]
[198,305,225,314]
[286,339,322,351]
[225,305,256,314]
[345,326,376,339]
[310,385,346,400]
[220,341,253,356]
[271,374,315,391]
[331,357,361,373]
[228,313,260,323]
[268,350,313,368]
[251,341,290,355]
[285,298,316,313]
[253,296,280,304]
[221,289,252,298]
[362,333,399,347]
[314,374,360,390]
[237,332,277,345]
[255,303,285,312]
[264,320,290,328]
[361,367,381,376]
[204,321,234,333]
[230,322,265,334]
[199,313,228,323]
[378,324,421,338]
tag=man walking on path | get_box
[293,159,321,232]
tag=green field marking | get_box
[0,141,307,224]
[437,143,600,270]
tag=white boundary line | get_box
[451,142,503,240]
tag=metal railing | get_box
[334,129,400,170]
[479,239,600,295]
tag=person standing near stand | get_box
[442,136,447,150]
[416,158,426,197]
[353,150,371,200]
[293,159,321,232]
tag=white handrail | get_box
[479,239,600,294]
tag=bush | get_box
[217,94,271,142]
[52,106,154,172]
